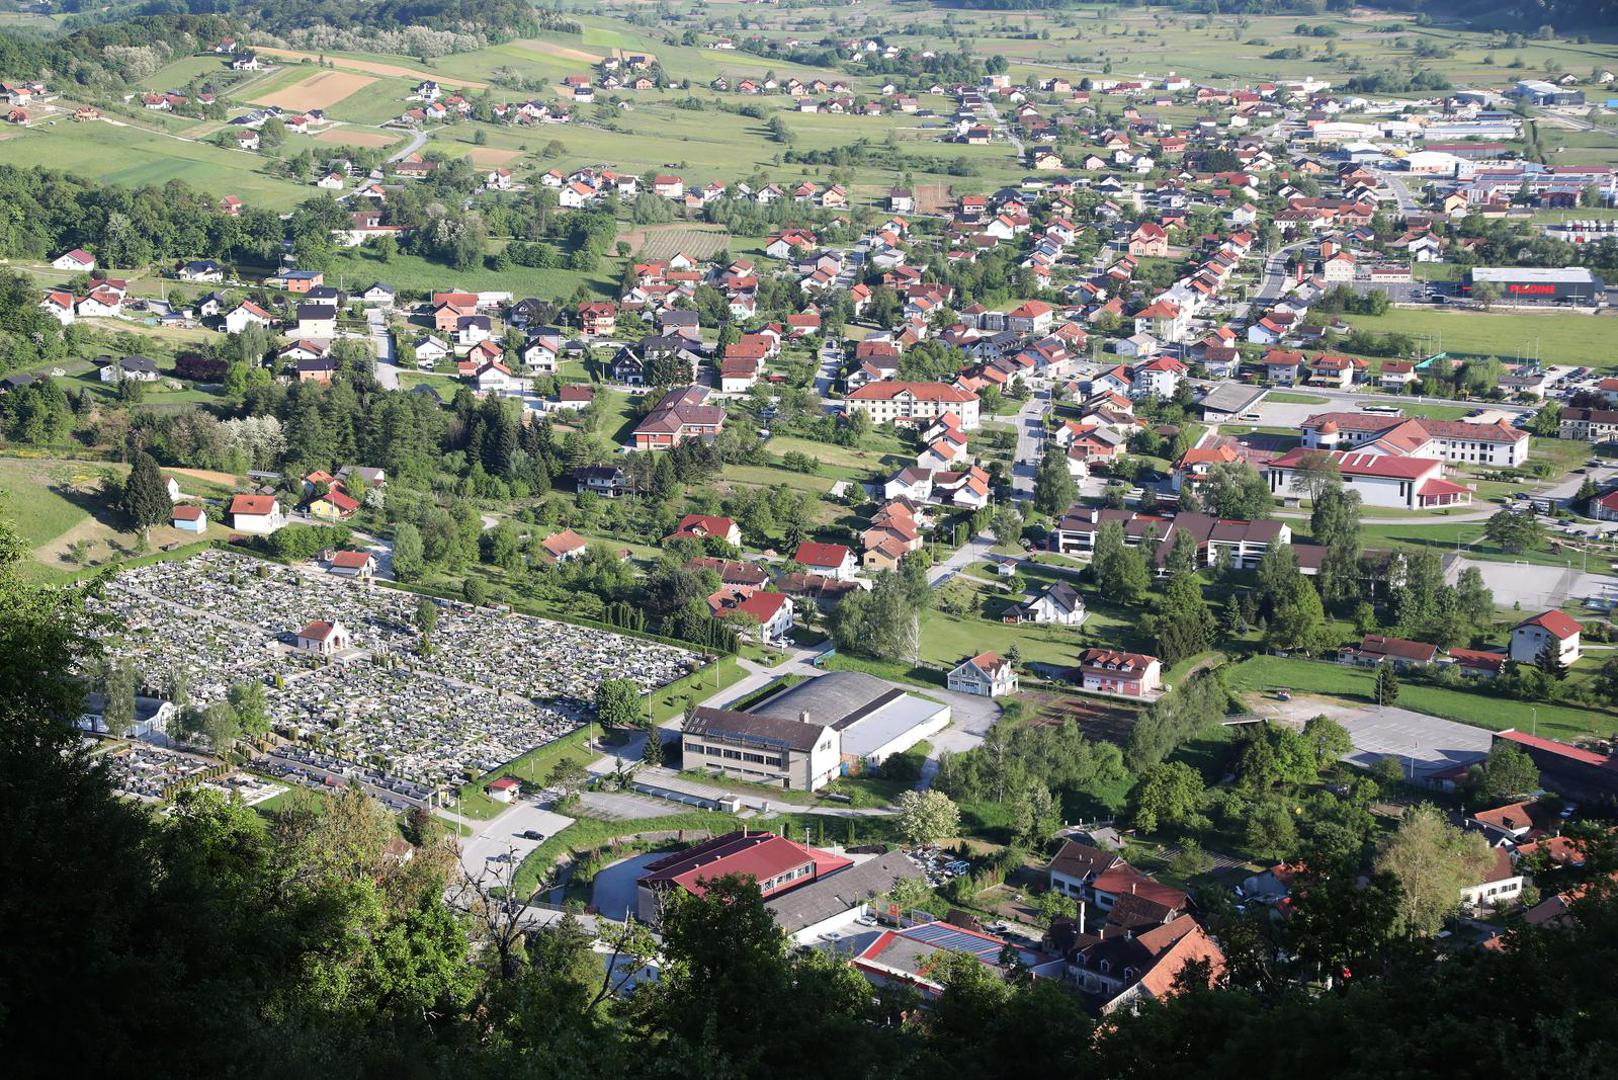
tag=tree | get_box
[1244,797,1300,862]
[1032,449,1078,514]
[1374,660,1400,706]
[1266,577,1329,655]
[1536,637,1569,681]
[1471,279,1501,309]
[226,681,269,740]
[1483,508,1545,554]
[642,728,665,767]
[1091,521,1149,605]
[546,757,589,798]
[1374,804,1496,937]
[1128,761,1206,833]
[992,506,1024,548]
[1009,782,1058,848]
[414,596,438,636]
[120,452,171,533]
[1302,714,1353,771]
[595,677,645,729]
[1291,449,1343,504]
[1145,572,1215,667]
[895,789,961,848]
[1311,486,1362,612]
[1201,460,1272,520]
[392,523,426,582]
[1477,742,1540,801]
[100,661,137,736]
[1037,888,1078,927]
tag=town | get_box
[4,0,1618,1075]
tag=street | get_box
[1009,388,1050,503]
[454,800,576,883]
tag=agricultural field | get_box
[0,119,313,208]
[320,247,623,301]
[250,69,379,112]
[621,223,734,262]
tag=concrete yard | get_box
[1252,694,1493,778]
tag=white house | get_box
[947,651,1019,697]
[793,541,858,580]
[1509,610,1581,667]
[228,494,283,535]
[52,248,96,272]
[295,619,349,656]
[1459,848,1525,912]
[223,301,273,335]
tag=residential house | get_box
[947,651,1019,698]
[1076,648,1162,697]
[228,494,283,535]
[1510,610,1582,667]
[793,541,857,580]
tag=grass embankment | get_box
[1227,655,1618,743]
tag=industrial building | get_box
[1512,80,1585,106]
[751,670,951,773]
[1462,266,1605,304]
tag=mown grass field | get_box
[320,247,622,301]
[1227,655,1618,743]
[1343,308,1618,367]
[2,120,312,208]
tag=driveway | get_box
[590,851,666,920]
[1009,390,1050,503]
[368,308,400,389]
[455,800,575,883]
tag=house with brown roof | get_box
[1343,633,1438,669]
[227,494,283,535]
[632,385,726,451]
[540,528,589,563]
[947,651,1018,697]
[1069,914,1225,1015]
[1510,610,1581,666]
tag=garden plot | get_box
[252,69,377,112]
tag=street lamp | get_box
[1531,706,1538,737]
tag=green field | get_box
[1343,308,1618,367]
[1,121,311,209]
[321,247,622,301]
[1228,655,1618,743]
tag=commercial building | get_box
[635,830,851,924]
[681,705,841,791]
[1512,80,1584,106]
[1300,412,1529,468]
[1462,266,1605,304]
[1493,729,1618,807]
[852,921,1066,1000]
[1266,449,1471,510]
[1559,407,1618,444]
[751,670,950,772]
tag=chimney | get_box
[1077,899,1086,937]
[800,710,811,725]
[1131,881,1137,894]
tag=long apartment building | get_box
[1051,508,1296,570]
[844,380,980,430]
[1300,412,1529,468]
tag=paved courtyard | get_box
[1253,695,1493,778]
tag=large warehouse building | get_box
[1462,266,1605,304]
[681,671,950,791]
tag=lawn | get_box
[1227,655,1618,743]
[1342,308,1618,367]
[452,726,601,819]
[0,455,236,579]
[320,247,622,302]
[1264,391,1329,405]
[1,120,312,209]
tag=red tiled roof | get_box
[1519,609,1581,640]
[794,541,851,568]
[229,494,277,516]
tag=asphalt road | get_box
[455,801,576,884]
[1010,389,1050,503]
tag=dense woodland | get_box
[4,517,1618,1078]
